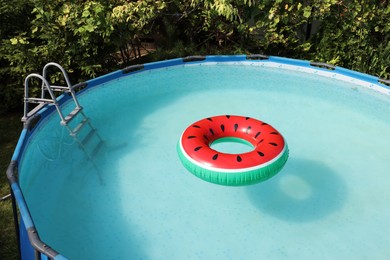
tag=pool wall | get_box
[6,55,390,260]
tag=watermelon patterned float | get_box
[177,115,289,186]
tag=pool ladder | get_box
[22,63,105,164]
[22,62,83,125]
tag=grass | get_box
[0,111,23,260]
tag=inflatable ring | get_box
[177,115,289,186]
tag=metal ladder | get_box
[22,63,105,174]
[23,62,83,125]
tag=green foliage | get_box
[0,0,33,113]
[0,0,389,114]
[180,0,258,48]
[310,1,390,77]
[0,0,166,114]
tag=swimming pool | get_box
[8,55,390,259]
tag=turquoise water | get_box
[20,63,390,259]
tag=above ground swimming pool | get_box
[8,55,390,259]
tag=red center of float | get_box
[180,115,286,169]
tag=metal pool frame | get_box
[6,55,390,260]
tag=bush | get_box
[0,0,388,114]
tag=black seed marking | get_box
[245,117,250,120]
[193,125,201,128]
[261,123,268,125]
[255,132,261,138]
[194,146,202,151]
[270,132,279,135]
[220,124,225,132]
[187,136,196,139]
[209,128,215,135]
[203,135,209,141]
[258,139,264,144]
[237,155,242,162]
[246,126,252,134]
[212,154,219,160]
[257,151,264,157]
[269,142,278,146]
[234,124,238,132]
[207,117,213,122]
[226,115,231,119]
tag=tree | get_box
[310,0,390,77]
[0,0,167,114]
[0,0,34,113]
[1,0,388,114]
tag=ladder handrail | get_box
[42,62,82,109]
[23,73,66,123]
[42,62,72,89]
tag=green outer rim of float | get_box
[177,142,289,186]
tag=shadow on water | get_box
[246,158,348,223]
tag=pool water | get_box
[20,63,390,259]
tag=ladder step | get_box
[81,129,96,145]
[63,107,82,124]
[50,85,70,92]
[71,118,89,136]
[91,141,104,157]
[26,97,55,104]
[23,103,47,121]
